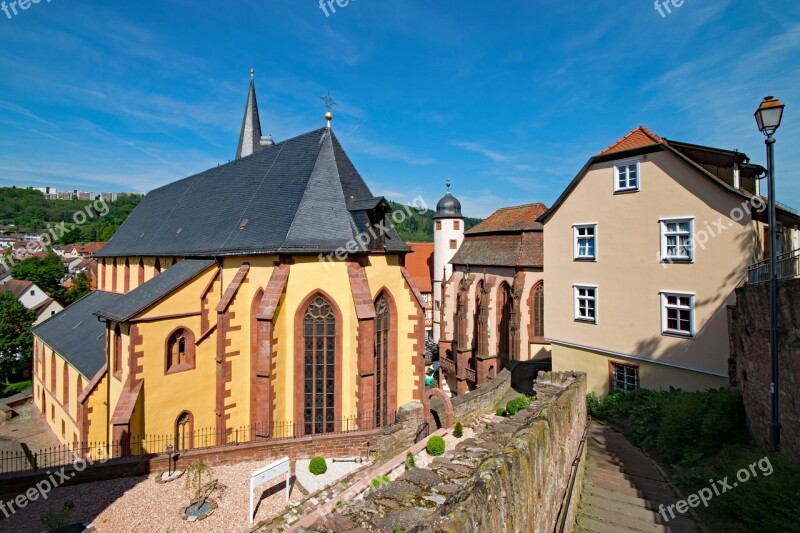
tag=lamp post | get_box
[754,95,785,452]
[166,444,174,476]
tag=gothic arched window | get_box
[303,296,336,435]
[374,295,391,426]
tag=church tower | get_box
[433,180,464,342]
[235,68,273,160]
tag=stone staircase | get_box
[576,422,699,533]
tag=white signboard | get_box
[249,457,290,524]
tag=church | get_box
[32,72,427,453]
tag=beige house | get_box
[540,127,800,395]
[439,204,547,395]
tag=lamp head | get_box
[755,96,785,136]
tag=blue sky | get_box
[0,0,798,218]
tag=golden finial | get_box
[321,91,337,128]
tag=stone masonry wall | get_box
[315,371,588,533]
[729,278,800,458]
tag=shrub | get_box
[717,453,800,532]
[586,392,602,417]
[370,475,391,488]
[453,421,463,438]
[309,457,328,476]
[426,435,445,456]
[496,407,506,417]
[2,380,32,397]
[506,396,531,416]
[404,451,416,470]
[656,389,745,463]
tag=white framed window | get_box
[614,160,640,192]
[574,285,597,323]
[661,292,694,337]
[574,224,597,260]
[611,362,639,393]
[660,219,694,262]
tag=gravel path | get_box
[0,457,305,532]
[294,457,368,495]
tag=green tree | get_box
[11,252,66,299]
[0,292,35,381]
[66,272,92,304]
[99,224,118,241]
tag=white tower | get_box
[433,180,465,343]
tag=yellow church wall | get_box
[97,256,181,294]
[85,373,109,446]
[32,340,85,447]
[364,254,422,408]
[127,266,220,438]
[280,257,359,423]
[106,323,130,441]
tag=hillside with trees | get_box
[387,200,482,242]
[0,187,143,244]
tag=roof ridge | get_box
[599,126,665,155]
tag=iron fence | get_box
[0,411,398,475]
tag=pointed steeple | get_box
[236,68,264,160]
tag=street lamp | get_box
[754,95,785,452]
[166,444,174,476]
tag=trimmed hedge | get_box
[506,395,532,416]
[309,456,327,476]
[453,421,463,438]
[426,435,445,456]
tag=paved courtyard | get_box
[0,400,62,457]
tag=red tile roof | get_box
[79,242,106,255]
[599,126,665,155]
[467,203,547,234]
[0,279,33,299]
[405,243,434,293]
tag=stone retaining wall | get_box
[729,278,800,457]
[307,371,588,533]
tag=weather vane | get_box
[321,91,337,112]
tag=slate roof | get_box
[33,291,123,379]
[95,259,216,322]
[96,128,409,258]
[451,233,543,268]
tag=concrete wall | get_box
[729,278,800,458]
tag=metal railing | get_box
[747,248,800,285]
[0,412,398,475]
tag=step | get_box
[584,476,677,505]
[581,503,667,532]
[587,457,666,482]
[581,493,663,523]
[577,514,637,533]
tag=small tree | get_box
[453,421,463,438]
[11,252,66,299]
[0,292,35,382]
[184,461,220,506]
[66,272,92,304]
[404,451,416,470]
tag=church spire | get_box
[236,68,264,160]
